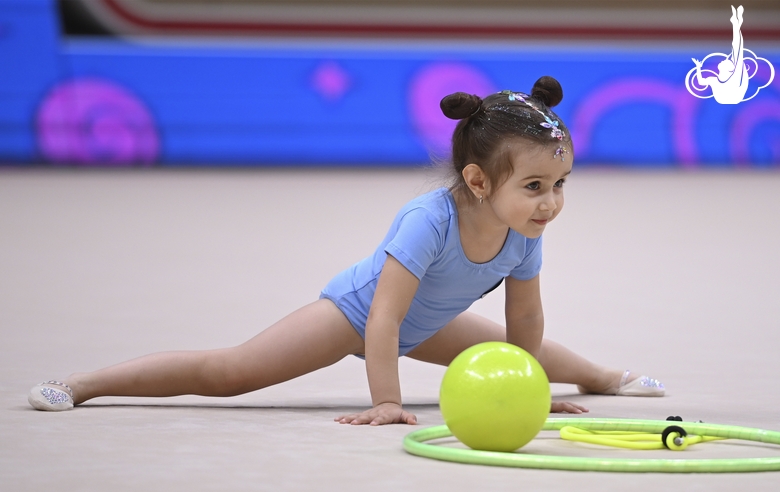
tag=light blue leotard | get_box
[320,187,543,356]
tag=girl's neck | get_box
[453,189,509,264]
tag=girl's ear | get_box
[462,163,489,199]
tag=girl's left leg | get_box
[405,311,641,394]
[44,300,364,407]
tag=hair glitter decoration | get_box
[501,90,528,103]
[554,146,569,161]
[524,126,544,137]
[541,114,564,140]
[498,89,566,140]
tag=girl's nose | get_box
[539,193,557,212]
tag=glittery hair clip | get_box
[500,89,565,140]
[554,146,569,161]
[541,115,564,140]
[506,91,528,103]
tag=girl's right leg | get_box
[406,311,663,396]
[38,299,364,407]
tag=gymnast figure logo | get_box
[685,5,774,104]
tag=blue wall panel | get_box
[0,0,62,162]
[1,0,778,167]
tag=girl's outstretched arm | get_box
[505,275,588,414]
[504,275,544,358]
[335,255,419,426]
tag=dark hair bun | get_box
[531,76,563,108]
[440,92,482,120]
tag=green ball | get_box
[439,341,551,452]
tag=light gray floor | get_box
[1,168,779,491]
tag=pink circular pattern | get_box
[408,63,496,155]
[731,98,780,165]
[36,78,160,166]
[571,78,700,167]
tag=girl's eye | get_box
[554,179,566,188]
[526,181,540,190]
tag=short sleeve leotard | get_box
[319,187,543,356]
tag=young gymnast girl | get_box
[29,75,664,425]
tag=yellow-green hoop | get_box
[403,418,780,473]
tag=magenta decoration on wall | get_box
[730,99,780,165]
[36,78,160,166]
[310,61,352,102]
[571,78,700,167]
[408,63,496,155]
[729,71,780,165]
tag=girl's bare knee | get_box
[199,348,256,397]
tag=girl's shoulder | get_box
[397,187,455,222]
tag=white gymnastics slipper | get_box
[611,370,665,397]
[28,381,74,411]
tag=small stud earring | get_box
[479,195,483,204]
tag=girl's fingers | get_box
[368,411,393,425]
[375,410,416,425]
[335,413,361,423]
[371,410,412,426]
[359,412,386,425]
[351,416,372,425]
[564,403,588,413]
[335,405,417,426]
[561,405,581,414]
[336,411,377,425]
[551,401,589,414]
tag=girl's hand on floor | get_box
[551,401,589,414]
[335,402,418,426]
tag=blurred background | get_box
[1,0,778,168]
[3,6,780,489]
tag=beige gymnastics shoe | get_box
[28,381,74,411]
[609,370,665,397]
[578,370,666,397]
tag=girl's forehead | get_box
[507,142,573,173]
[512,162,571,181]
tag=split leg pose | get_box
[32,301,661,421]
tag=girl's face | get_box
[488,143,572,239]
